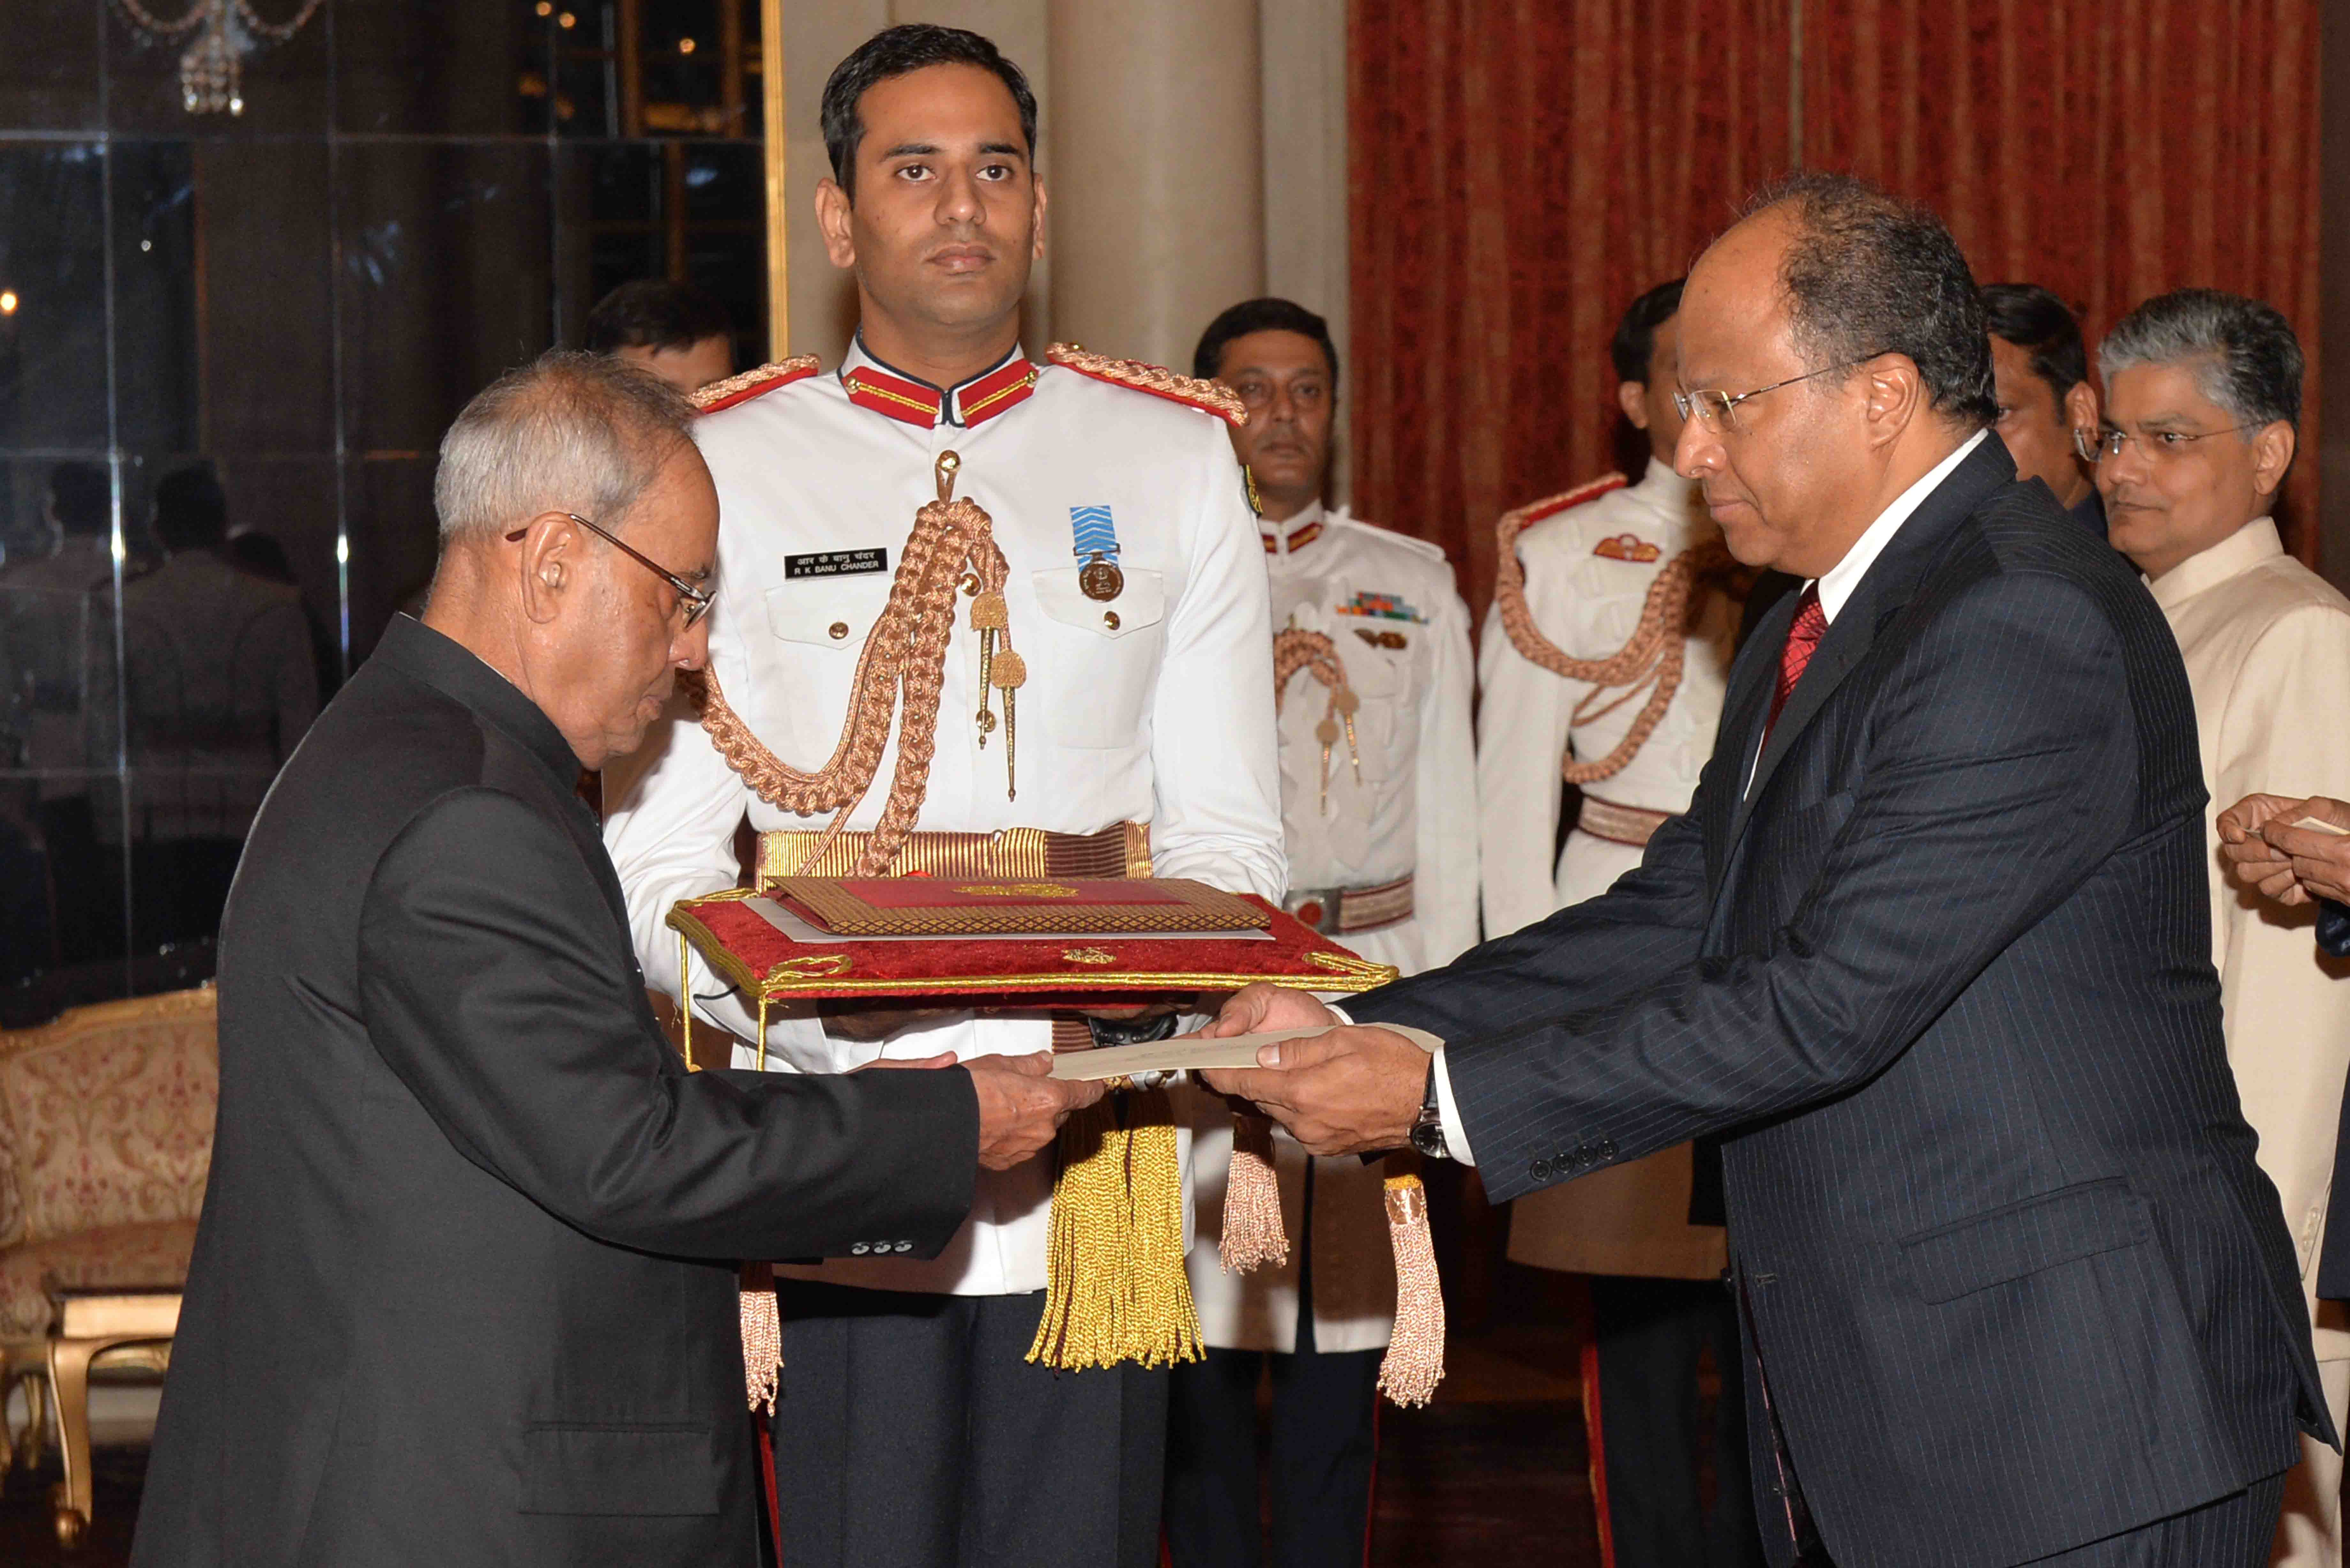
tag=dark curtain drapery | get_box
[1350,0,2323,623]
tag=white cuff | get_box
[1430,1045,1477,1165]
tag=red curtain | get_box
[1351,1,2323,621]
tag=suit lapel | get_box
[1706,594,1792,892]
[1722,437,2018,855]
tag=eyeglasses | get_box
[1673,355,1883,434]
[2089,424,2258,465]
[505,512,714,627]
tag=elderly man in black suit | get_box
[129,352,1103,1568]
[1202,173,2331,1568]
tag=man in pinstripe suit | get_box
[1202,173,2333,1567]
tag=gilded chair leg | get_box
[0,1368,15,1481]
[47,1338,99,1550]
[20,1369,48,1473]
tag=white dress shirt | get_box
[604,338,1286,1295]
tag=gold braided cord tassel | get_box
[686,450,1016,876]
[1376,1162,1446,1408]
[740,1263,781,1415]
[1489,484,1735,785]
[1028,1082,1204,1372]
[1218,1112,1290,1274]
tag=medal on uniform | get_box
[1071,505,1124,601]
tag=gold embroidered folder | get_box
[769,875,1272,937]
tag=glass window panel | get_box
[341,453,437,670]
[0,0,103,133]
[335,140,556,455]
[193,139,334,454]
[334,0,552,137]
[0,141,110,451]
[112,139,199,454]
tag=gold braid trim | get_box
[1491,482,1733,785]
[690,355,821,412]
[1271,626,1361,811]
[684,453,1015,877]
[1046,343,1249,429]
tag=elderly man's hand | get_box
[1198,1025,1428,1157]
[960,1052,1106,1171]
[2257,796,2350,908]
[2217,793,2315,904]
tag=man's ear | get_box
[2063,381,2099,445]
[514,511,579,627]
[1031,171,1049,262]
[1861,355,1925,450]
[815,177,856,270]
[2251,421,2296,501]
[1616,380,1650,432]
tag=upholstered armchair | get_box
[0,986,216,1545]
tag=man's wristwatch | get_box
[1409,1059,1450,1160]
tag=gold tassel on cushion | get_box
[1376,1154,1446,1407]
[739,1260,781,1414]
[1219,1112,1290,1273]
[1028,1080,1204,1371]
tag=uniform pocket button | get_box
[829,621,850,640]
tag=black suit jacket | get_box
[1355,440,2330,1568]
[132,618,978,1568]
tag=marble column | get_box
[1045,0,1265,372]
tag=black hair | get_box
[1746,171,1997,428]
[2099,288,2303,432]
[46,460,110,538]
[1610,278,1686,383]
[821,24,1038,200]
[1191,297,1339,385]
[151,464,228,553]
[583,279,733,357]
[1979,283,2088,411]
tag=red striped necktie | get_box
[1762,585,1827,749]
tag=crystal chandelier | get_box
[111,0,328,116]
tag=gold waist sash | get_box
[756,820,1152,888]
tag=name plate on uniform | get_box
[770,876,1272,937]
[784,547,889,579]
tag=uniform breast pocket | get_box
[765,577,891,652]
[1336,634,1415,783]
[1030,568,1167,749]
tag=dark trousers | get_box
[1590,1274,1767,1568]
[2013,1473,2287,1568]
[1165,1158,1382,1568]
[774,1281,1167,1568]
[1164,1342,1382,1568]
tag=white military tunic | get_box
[2148,516,2350,1568]
[605,339,1286,1299]
[1184,504,1476,1354]
[1474,456,1736,1279]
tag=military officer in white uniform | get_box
[602,28,1282,1568]
[1164,299,1474,1568]
[1477,280,1762,1565]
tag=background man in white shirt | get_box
[1166,296,1474,1568]
[2096,289,2350,1568]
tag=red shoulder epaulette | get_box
[1045,343,1248,430]
[692,356,822,415]
[1515,471,1629,527]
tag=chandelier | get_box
[111,0,328,116]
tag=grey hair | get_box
[432,350,696,542]
[2097,288,2302,431]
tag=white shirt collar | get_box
[1811,430,1987,622]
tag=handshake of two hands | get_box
[2216,794,2350,908]
[879,988,1434,1168]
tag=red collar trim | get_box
[1260,518,1325,555]
[842,366,945,428]
[954,358,1039,426]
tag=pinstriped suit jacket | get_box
[1353,439,2331,1568]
